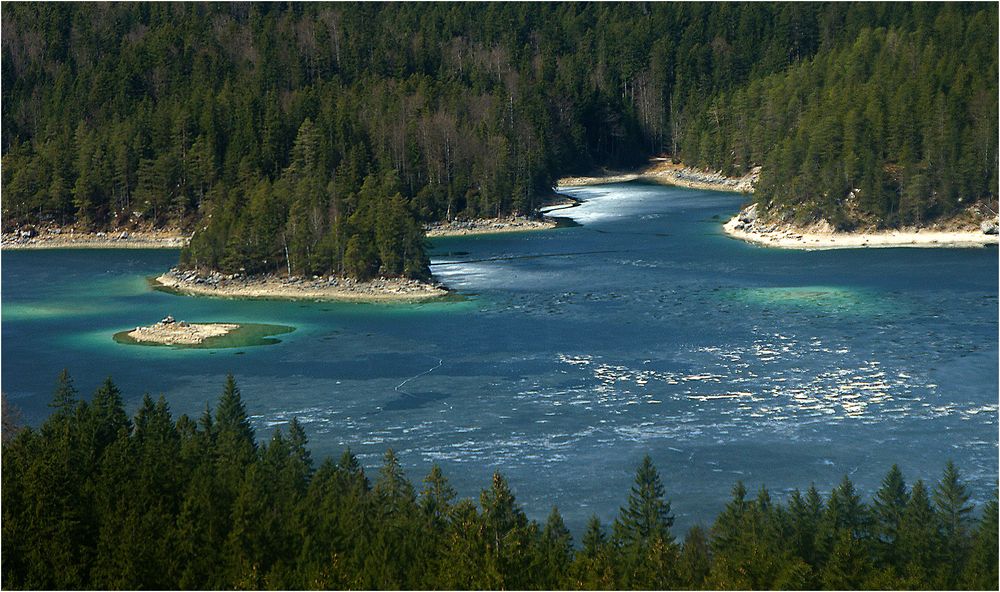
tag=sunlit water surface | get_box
[3,182,997,534]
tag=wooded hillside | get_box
[2,3,995,277]
[2,373,996,590]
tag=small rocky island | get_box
[116,316,295,349]
[127,316,240,346]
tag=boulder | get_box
[980,220,998,235]
[738,203,759,224]
[161,315,175,324]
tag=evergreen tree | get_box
[871,464,910,567]
[933,460,975,586]
[962,492,999,590]
[537,506,573,589]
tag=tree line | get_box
[2,4,996,278]
[2,372,996,590]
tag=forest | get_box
[1,372,997,590]
[2,3,997,278]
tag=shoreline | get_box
[154,268,449,302]
[723,204,999,250]
[425,216,557,238]
[426,193,582,238]
[2,230,189,250]
[556,159,759,194]
[556,158,999,251]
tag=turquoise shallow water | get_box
[3,182,997,534]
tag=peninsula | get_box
[724,203,999,250]
[2,228,189,250]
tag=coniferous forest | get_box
[2,3,997,279]
[1,373,997,590]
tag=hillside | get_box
[2,3,995,278]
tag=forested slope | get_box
[2,3,995,277]
[2,373,997,590]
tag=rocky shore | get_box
[425,216,557,237]
[724,203,1000,250]
[2,228,189,250]
[127,316,239,346]
[154,268,448,302]
[556,159,759,194]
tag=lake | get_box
[3,182,997,535]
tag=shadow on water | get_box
[431,249,628,267]
[379,390,452,412]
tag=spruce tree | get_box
[933,460,975,586]
[49,368,78,416]
[538,506,573,589]
[871,464,910,567]
[962,493,999,590]
[613,454,675,546]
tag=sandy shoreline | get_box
[557,159,999,250]
[557,159,759,194]
[127,318,239,346]
[426,216,557,237]
[723,205,999,250]
[154,269,448,302]
[2,230,189,250]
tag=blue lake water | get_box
[2,182,997,535]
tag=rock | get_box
[178,321,189,327]
[161,315,175,324]
[118,231,129,240]
[738,203,759,224]
[981,220,998,235]
[812,219,835,234]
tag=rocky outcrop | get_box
[155,268,449,302]
[980,219,998,235]
[128,319,239,345]
[557,160,760,194]
[425,217,556,237]
[2,227,189,249]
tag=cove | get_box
[2,183,997,535]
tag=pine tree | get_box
[613,455,678,588]
[933,460,975,586]
[613,454,675,546]
[420,463,456,526]
[49,368,78,416]
[871,464,909,567]
[538,506,573,589]
[570,515,616,589]
[479,471,534,590]
[962,492,999,590]
[677,525,712,589]
[897,479,943,586]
